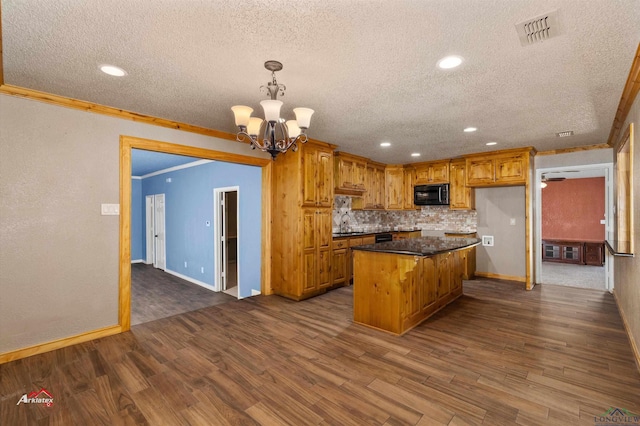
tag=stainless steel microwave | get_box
[414,184,449,206]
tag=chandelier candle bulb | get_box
[260,100,283,122]
[247,117,263,136]
[231,105,253,127]
[286,120,301,138]
[293,108,314,129]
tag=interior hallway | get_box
[131,263,234,325]
[540,262,606,291]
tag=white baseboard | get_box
[165,269,217,292]
[251,289,261,296]
[131,259,145,264]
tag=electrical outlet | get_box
[201,267,204,274]
[482,235,494,246]
[510,218,516,226]
[184,261,187,268]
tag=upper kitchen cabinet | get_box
[414,160,450,185]
[302,144,333,207]
[334,152,367,196]
[403,166,416,210]
[385,165,404,210]
[449,159,474,210]
[465,147,535,187]
[361,161,386,210]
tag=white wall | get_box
[0,94,268,353]
[475,186,526,278]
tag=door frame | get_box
[534,162,614,291]
[213,186,240,294]
[120,135,271,331]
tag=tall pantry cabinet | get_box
[271,141,336,300]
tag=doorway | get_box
[535,163,613,291]
[214,187,240,298]
[145,193,166,270]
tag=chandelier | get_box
[231,61,314,159]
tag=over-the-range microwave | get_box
[414,183,450,206]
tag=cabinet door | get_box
[495,154,527,184]
[421,257,437,311]
[316,209,332,250]
[375,168,386,208]
[302,149,317,206]
[339,158,355,188]
[332,248,348,285]
[403,168,415,209]
[318,249,332,288]
[414,165,431,185]
[364,165,376,209]
[317,150,333,207]
[437,253,451,301]
[302,251,317,293]
[430,162,450,183]
[450,161,473,209]
[354,161,367,189]
[450,251,463,293]
[385,167,404,210]
[466,158,495,186]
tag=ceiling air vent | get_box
[556,130,574,137]
[515,10,560,46]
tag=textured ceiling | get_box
[3,1,639,163]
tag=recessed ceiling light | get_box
[463,127,477,132]
[100,64,127,77]
[486,142,498,146]
[411,153,421,157]
[380,142,391,147]
[437,55,463,69]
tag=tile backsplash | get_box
[333,196,477,233]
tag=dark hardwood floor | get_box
[131,263,235,325]
[2,279,639,425]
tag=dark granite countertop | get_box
[351,236,481,256]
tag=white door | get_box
[154,194,166,270]
[145,195,154,264]
[214,187,240,296]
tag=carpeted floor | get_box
[540,261,606,290]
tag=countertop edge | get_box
[352,239,480,257]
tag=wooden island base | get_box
[353,247,472,335]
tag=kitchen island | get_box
[352,237,480,335]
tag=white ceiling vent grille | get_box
[515,10,560,46]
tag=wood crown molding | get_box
[536,143,611,156]
[0,84,240,141]
[608,43,640,147]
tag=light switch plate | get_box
[101,204,120,215]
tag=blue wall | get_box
[135,161,262,298]
[131,179,144,261]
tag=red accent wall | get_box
[542,177,605,241]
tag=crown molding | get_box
[608,43,640,147]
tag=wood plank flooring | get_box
[131,263,235,325]
[2,279,639,425]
